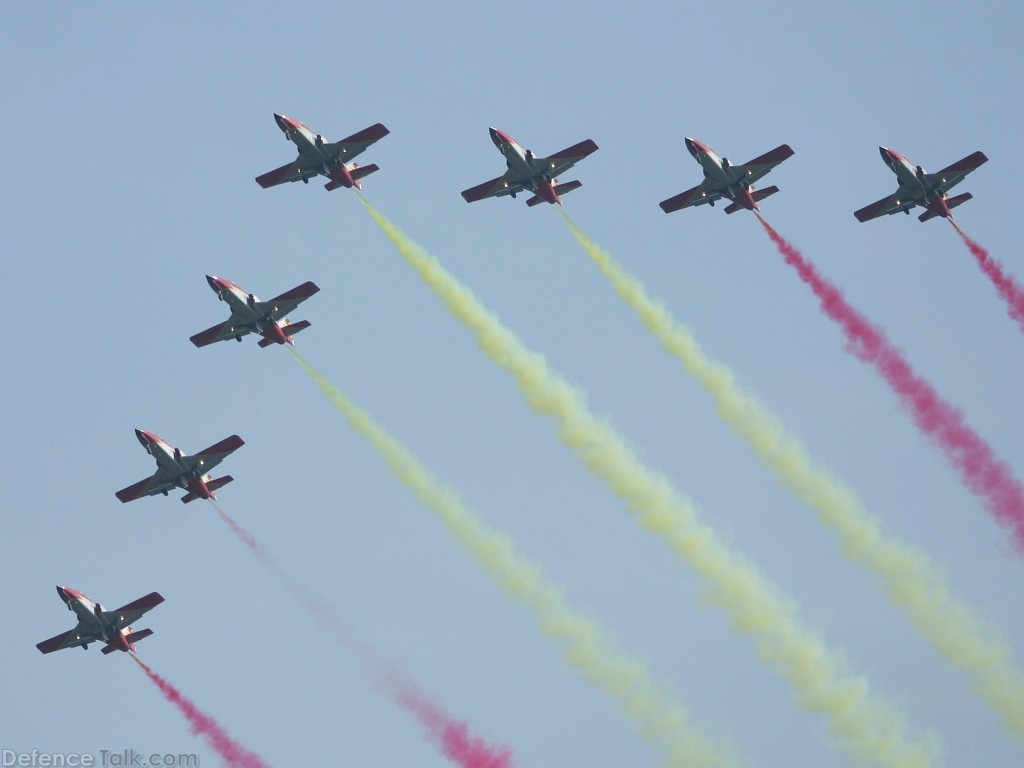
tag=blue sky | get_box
[3,3,1022,766]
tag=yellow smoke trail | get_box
[356,194,941,768]
[290,350,738,768]
[560,212,1024,745]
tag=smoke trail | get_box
[131,654,271,768]
[949,220,1024,335]
[756,213,1024,555]
[356,195,940,768]
[209,503,516,768]
[291,350,738,768]
[561,213,1024,742]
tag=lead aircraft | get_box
[854,146,988,222]
[660,137,794,214]
[256,113,390,191]
[461,127,598,206]
[36,586,164,655]
[115,429,244,504]
[190,275,319,349]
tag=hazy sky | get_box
[3,3,1022,767]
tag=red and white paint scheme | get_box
[255,113,389,192]
[461,127,598,207]
[660,137,794,215]
[854,146,988,223]
[36,585,164,655]
[190,275,319,349]
[115,429,244,504]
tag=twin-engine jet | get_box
[256,113,389,192]
[36,586,164,655]
[115,429,244,504]
[462,127,599,206]
[854,147,988,222]
[660,137,795,214]
[190,275,320,349]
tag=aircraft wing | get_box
[36,623,98,654]
[659,181,723,213]
[255,160,321,189]
[853,187,919,222]
[540,139,599,179]
[461,173,526,203]
[115,471,181,503]
[923,150,988,193]
[190,313,256,347]
[102,592,165,630]
[324,123,390,164]
[731,144,795,186]
[253,281,321,319]
[183,435,245,475]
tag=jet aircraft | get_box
[461,127,598,206]
[256,113,389,191]
[660,137,794,214]
[115,429,244,504]
[36,586,164,655]
[854,147,988,222]
[190,275,320,349]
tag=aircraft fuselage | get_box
[685,137,758,211]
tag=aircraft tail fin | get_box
[724,186,779,214]
[526,180,583,207]
[918,192,972,222]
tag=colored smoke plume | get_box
[562,212,1024,741]
[209,502,516,767]
[756,213,1024,555]
[357,195,940,768]
[949,220,1024,335]
[131,654,271,768]
[292,349,738,768]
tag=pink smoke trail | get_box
[755,213,1024,553]
[209,502,516,767]
[949,219,1024,335]
[131,654,271,768]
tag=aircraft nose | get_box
[134,428,160,447]
[684,137,708,157]
[57,585,80,601]
[274,113,290,131]
[489,127,514,147]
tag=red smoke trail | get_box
[208,502,516,767]
[131,654,271,768]
[949,219,1024,334]
[755,213,1024,553]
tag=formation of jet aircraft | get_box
[41,113,990,659]
[37,586,164,655]
[115,429,244,504]
[190,274,320,349]
[854,147,989,223]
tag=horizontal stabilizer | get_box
[526,180,583,207]
[351,163,379,180]
[181,475,233,504]
[724,186,779,214]
[257,336,276,348]
[100,643,120,655]
[919,192,973,222]
[283,320,311,337]
[526,195,545,207]
[125,628,153,645]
